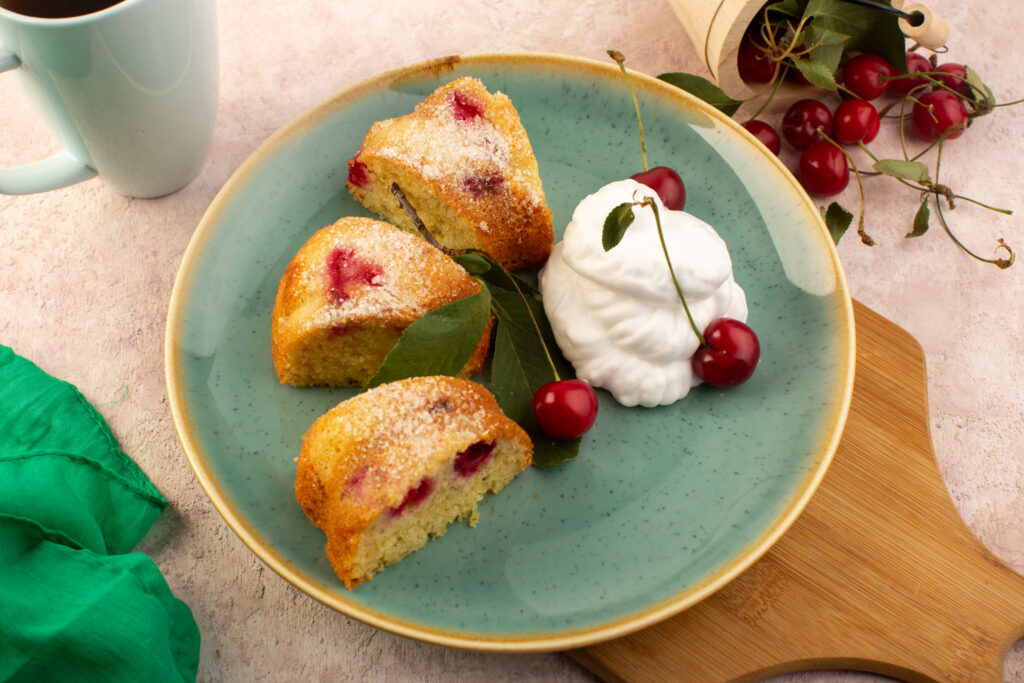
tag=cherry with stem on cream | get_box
[606,50,760,388]
[389,183,598,441]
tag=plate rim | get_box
[164,51,857,652]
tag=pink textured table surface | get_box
[2,1,1022,680]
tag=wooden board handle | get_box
[571,301,1024,682]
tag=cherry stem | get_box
[933,194,1015,268]
[818,132,873,245]
[638,196,706,346]
[389,182,564,379]
[608,50,648,172]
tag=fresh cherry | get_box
[692,319,760,388]
[798,140,849,196]
[888,51,932,96]
[737,31,775,85]
[840,54,896,100]
[832,99,880,145]
[631,166,686,210]
[935,63,972,98]
[533,379,598,440]
[782,99,833,150]
[911,90,969,141]
[741,120,781,156]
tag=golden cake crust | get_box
[295,376,533,588]
[346,77,553,271]
[271,216,490,386]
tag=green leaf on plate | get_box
[907,199,930,237]
[656,73,743,117]
[873,159,931,184]
[603,202,636,251]
[822,201,853,245]
[489,290,580,467]
[365,287,491,389]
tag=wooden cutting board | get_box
[569,300,1024,682]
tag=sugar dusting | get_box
[336,377,496,495]
[285,217,478,333]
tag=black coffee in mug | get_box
[0,0,124,19]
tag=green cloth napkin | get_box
[0,346,200,682]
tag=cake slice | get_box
[295,376,533,589]
[345,76,553,271]
[272,216,490,386]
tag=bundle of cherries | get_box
[738,44,973,198]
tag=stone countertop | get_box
[2,0,1022,680]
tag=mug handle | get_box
[0,46,97,195]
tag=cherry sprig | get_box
[718,4,1019,268]
[606,50,760,388]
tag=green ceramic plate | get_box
[166,53,855,651]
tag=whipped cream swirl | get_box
[539,180,748,407]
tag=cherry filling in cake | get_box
[453,440,496,477]
[450,90,484,122]
[325,247,384,302]
[462,172,505,198]
[389,477,434,517]
[346,157,370,188]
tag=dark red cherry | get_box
[741,120,781,156]
[737,31,775,85]
[692,319,760,388]
[935,63,972,97]
[889,51,932,95]
[533,379,598,440]
[781,99,833,150]
[832,99,880,145]
[453,440,496,477]
[911,90,969,141]
[841,54,896,100]
[631,166,686,210]
[325,247,384,302]
[798,140,849,196]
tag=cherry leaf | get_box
[766,0,805,19]
[451,251,491,276]
[822,201,853,245]
[602,202,636,251]
[365,287,491,389]
[964,66,996,113]
[907,199,930,238]
[873,159,932,185]
[805,25,849,75]
[656,73,743,117]
[789,56,838,91]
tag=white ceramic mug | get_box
[0,0,218,197]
